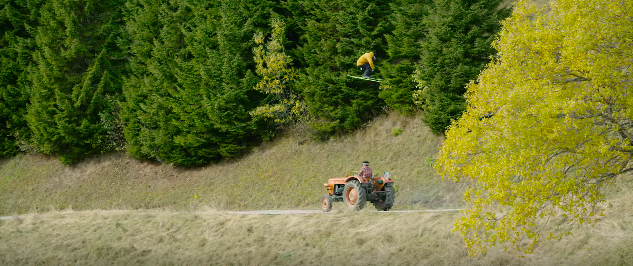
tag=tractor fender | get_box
[345,176,363,183]
[375,176,395,184]
[370,176,394,191]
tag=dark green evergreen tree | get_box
[26,0,126,163]
[121,0,194,164]
[378,0,431,114]
[285,0,391,139]
[1,0,514,163]
[0,0,43,156]
[416,0,510,133]
[121,0,273,166]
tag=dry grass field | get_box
[1,195,633,266]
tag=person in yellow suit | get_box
[356,52,375,78]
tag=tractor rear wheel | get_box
[321,194,333,212]
[373,186,395,211]
[343,180,367,211]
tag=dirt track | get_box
[0,209,463,220]
[227,209,463,215]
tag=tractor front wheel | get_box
[373,186,395,211]
[321,194,333,212]
[343,180,367,211]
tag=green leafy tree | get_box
[436,0,633,255]
[251,17,304,126]
[416,0,510,133]
[121,0,273,166]
[26,0,126,163]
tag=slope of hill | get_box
[0,112,464,215]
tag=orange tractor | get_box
[321,172,395,212]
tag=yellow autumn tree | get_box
[436,0,633,255]
[251,17,304,124]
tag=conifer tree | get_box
[121,0,195,164]
[286,0,391,138]
[26,0,126,163]
[415,0,510,133]
[0,0,43,156]
[0,0,24,156]
[379,0,431,114]
[121,0,273,166]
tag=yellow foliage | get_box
[412,70,429,108]
[251,18,304,124]
[436,0,633,255]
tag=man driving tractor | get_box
[359,161,372,180]
[320,160,394,212]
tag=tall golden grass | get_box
[1,198,633,266]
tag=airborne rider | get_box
[356,52,376,78]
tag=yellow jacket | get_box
[356,52,375,69]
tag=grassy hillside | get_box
[2,110,632,265]
[0,112,464,215]
[0,0,551,216]
[3,2,623,264]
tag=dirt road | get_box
[0,209,462,220]
[228,209,462,215]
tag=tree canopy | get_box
[251,17,304,126]
[436,0,633,255]
[26,0,126,163]
[120,0,273,166]
[0,0,509,165]
[285,0,391,138]
[0,0,42,156]
[415,0,510,134]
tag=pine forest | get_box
[0,0,511,166]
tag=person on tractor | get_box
[359,161,373,182]
[356,52,375,78]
